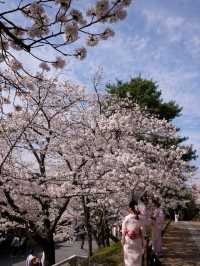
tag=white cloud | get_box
[142,8,200,50]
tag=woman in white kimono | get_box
[122,200,144,266]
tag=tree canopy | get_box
[107,76,197,162]
[107,76,182,121]
[0,76,192,265]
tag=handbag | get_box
[147,245,161,266]
[149,251,161,266]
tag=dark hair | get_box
[31,257,41,266]
[129,199,138,211]
[129,199,140,219]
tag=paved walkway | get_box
[1,222,200,266]
[0,240,95,266]
[161,221,200,266]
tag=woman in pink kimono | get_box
[138,193,151,234]
[122,200,144,266]
[151,200,164,257]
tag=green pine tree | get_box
[107,76,197,162]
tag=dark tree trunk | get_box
[92,228,101,248]
[102,230,106,247]
[105,233,110,246]
[95,224,105,248]
[109,233,119,242]
[41,234,55,266]
[82,196,93,256]
[87,224,93,256]
[105,223,110,247]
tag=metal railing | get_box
[53,255,88,266]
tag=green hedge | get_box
[88,242,123,266]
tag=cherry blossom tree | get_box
[0,77,87,265]
[57,94,192,252]
[73,94,194,248]
[0,0,133,174]
[0,0,132,89]
[0,76,192,264]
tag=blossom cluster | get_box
[0,0,132,80]
[0,77,193,240]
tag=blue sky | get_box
[63,0,200,181]
[4,1,200,180]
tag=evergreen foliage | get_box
[107,76,197,162]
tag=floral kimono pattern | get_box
[152,207,164,256]
[122,213,144,266]
[138,203,151,233]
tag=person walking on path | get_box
[151,200,164,257]
[11,235,20,256]
[175,212,179,223]
[121,199,144,266]
[79,224,87,249]
[138,193,152,266]
[26,249,34,266]
[41,251,45,266]
[138,193,151,235]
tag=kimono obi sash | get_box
[124,228,141,240]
